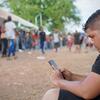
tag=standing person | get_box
[74,31,81,53]
[32,32,39,50]
[53,29,60,52]
[19,30,26,50]
[42,9,100,100]
[25,32,33,50]
[39,27,46,54]
[67,33,74,52]
[15,31,20,51]
[1,20,8,57]
[0,26,1,37]
[79,32,85,49]
[0,26,2,52]
[5,16,16,59]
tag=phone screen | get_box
[48,60,59,70]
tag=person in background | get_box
[42,9,100,100]
[32,32,39,50]
[67,33,74,52]
[5,16,16,59]
[1,20,8,57]
[25,32,33,50]
[39,27,46,54]
[19,30,26,50]
[0,26,2,52]
[53,29,60,52]
[74,31,81,53]
[15,31,20,51]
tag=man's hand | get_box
[50,70,64,86]
[60,68,73,81]
[60,68,86,81]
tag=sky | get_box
[75,0,100,23]
[70,0,100,32]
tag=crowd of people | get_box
[0,16,94,59]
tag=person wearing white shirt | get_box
[53,30,60,52]
[5,16,16,58]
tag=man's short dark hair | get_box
[83,9,100,32]
[7,16,12,21]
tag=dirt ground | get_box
[0,47,99,100]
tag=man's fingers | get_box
[60,68,66,72]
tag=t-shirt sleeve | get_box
[92,55,100,74]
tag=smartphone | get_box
[48,60,65,79]
[48,60,59,70]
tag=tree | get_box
[7,0,80,30]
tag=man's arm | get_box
[51,71,100,99]
[71,73,87,81]
[60,68,87,81]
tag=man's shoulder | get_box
[95,54,100,61]
[5,21,15,25]
[92,54,100,74]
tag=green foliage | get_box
[8,0,80,30]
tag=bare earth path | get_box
[0,47,99,100]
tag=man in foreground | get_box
[42,9,100,100]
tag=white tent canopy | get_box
[0,8,38,29]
